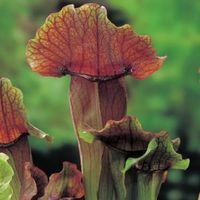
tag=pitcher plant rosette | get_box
[0,3,189,200]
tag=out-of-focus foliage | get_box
[0,0,199,199]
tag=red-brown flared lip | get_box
[26,3,166,81]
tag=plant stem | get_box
[137,171,164,200]
[69,76,127,200]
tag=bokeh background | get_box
[0,0,199,199]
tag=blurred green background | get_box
[0,0,199,199]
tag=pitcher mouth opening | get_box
[62,65,132,82]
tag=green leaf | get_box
[0,153,14,200]
[172,159,190,170]
[0,186,13,200]
[124,135,189,173]
[122,158,137,174]
[79,131,95,144]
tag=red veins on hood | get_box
[26,3,166,81]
